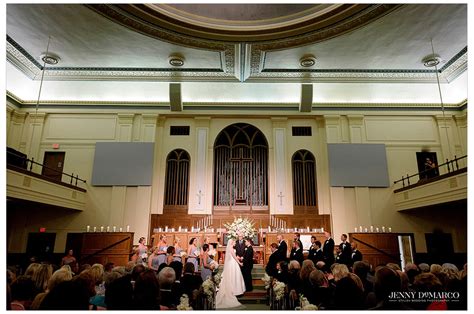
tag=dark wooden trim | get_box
[394,167,467,193]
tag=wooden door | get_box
[42,152,65,181]
[26,232,56,262]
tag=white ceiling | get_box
[5,3,468,108]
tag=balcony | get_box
[393,156,467,211]
[6,148,87,211]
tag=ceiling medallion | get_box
[422,54,442,67]
[168,53,185,67]
[300,54,317,67]
[40,53,60,65]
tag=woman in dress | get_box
[215,238,246,309]
[187,238,199,272]
[132,237,148,264]
[156,235,168,267]
[166,246,175,265]
[173,237,184,263]
[200,244,213,281]
[148,247,161,271]
[61,249,78,274]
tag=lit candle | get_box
[268,226,271,232]
[86,225,90,232]
[382,226,385,232]
[359,226,362,232]
[388,227,392,233]
[376,227,379,232]
[126,225,130,232]
[100,226,104,232]
[321,227,324,233]
[119,227,123,232]
[165,226,168,232]
[113,226,116,232]
[354,227,358,232]
[106,226,110,232]
[172,228,175,232]
[307,226,310,232]
[364,228,368,232]
[179,226,182,232]
[93,226,97,232]
[370,226,374,232]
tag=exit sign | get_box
[39,227,46,233]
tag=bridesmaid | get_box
[156,235,168,266]
[187,237,199,272]
[166,246,176,265]
[132,237,148,263]
[148,247,161,271]
[173,237,184,263]
[200,244,213,281]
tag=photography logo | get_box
[388,291,460,303]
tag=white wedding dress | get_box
[215,239,246,309]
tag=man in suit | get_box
[351,242,363,266]
[322,231,335,266]
[242,238,254,291]
[276,234,288,262]
[265,243,279,277]
[339,233,352,266]
[234,231,246,261]
[289,240,304,266]
[294,233,303,251]
[308,239,324,264]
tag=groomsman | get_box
[242,238,254,292]
[322,231,335,266]
[293,233,303,251]
[308,238,324,264]
[290,240,304,266]
[276,234,288,262]
[339,234,352,266]
[350,242,363,266]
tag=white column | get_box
[25,112,47,171]
[191,126,208,213]
[271,118,290,214]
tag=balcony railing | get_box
[7,148,86,190]
[393,155,466,192]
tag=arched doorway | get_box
[213,123,268,212]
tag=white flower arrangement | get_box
[261,273,271,289]
[180,251,187,257]
[300,295,318,311]
[273,280,286,301]
[177,294,193,310]
[213,270,223,286]
[224,217,256,240]
[209,260,219,270]
[202,278,215,300]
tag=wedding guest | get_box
[200,244,213,281]
[180,262,203,304]
[275,261,289,283]
[300,260,316,300]
[30,268,73,309]
[169,261,184,306]
[331,273,365,310]
[10,276,36,310]
[105,272,134,310]
[61,249,78,274]
[40,275,94,310]
[148,247,161,271]
[158,267,177,309]
[133,269,160,310]
[187,238,199,272]
[370,266,412,310]
[308,269,333,309]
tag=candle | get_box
[376,227,379,232]
[93,226,97,232]
[321,227,324,233]
[268,226,271,232]
[388,227,392,233]
[126,225,130,232]
[86,225,90,232]
[179,226,182,232]
[119,227,123,232]
[354,227,358,232]
[159,227,162,232]
[106,226,110,232]
[359,226,362,232]
[370,226,374,232]
[113,226,116,232]
[307,226,310,232]
[294,227,297,232]
[382,226,385,232]
[100,226,104,232]
[364,228,368,232]
[165,226,168,232]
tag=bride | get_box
[215,238,246,309]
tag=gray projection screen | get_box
[91,142,154,186]
[327,143,389,187]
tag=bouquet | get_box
[209,260,219,270]
[261,273,271,289]
[224,217,256,240]
[273,280,286,301]
[177,294,193,310]
[202,278,215,300]
[180,251,187,257]
[300,295,318,310]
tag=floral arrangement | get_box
[202,278,215,300]
[273,280,286,301]
[224,217,256,240]
[213,270,223,287]
[177,294,193,310]
[261,273,271,289]
[300,295,318,310]
[180,251,187,257]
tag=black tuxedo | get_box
[323,238,335,266]
[294,238,303,251]
[234,239,246,258]
[277,240,288,262]
[242,245,254,291]
[290,248,304,266]
[339,241,352,265]
[351,249,363,265]
[266,250,279,277]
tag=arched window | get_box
[292,150,317,210]
[214,123,268,211]
[164,149,190,208]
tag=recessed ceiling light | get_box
[300,54,316,67]
[39,53,60,65]
[422,54,442,67]
[169,53,185,67]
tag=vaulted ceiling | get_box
[6,3,468,110]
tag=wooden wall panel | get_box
[349,233,402,268]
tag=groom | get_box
[242,238,254,292]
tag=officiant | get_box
[234,231,246,259]
[242,238,254,292]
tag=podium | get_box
[66,232,134,266]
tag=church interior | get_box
[5,3,467,309]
